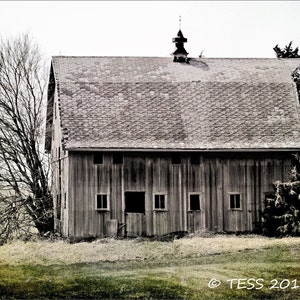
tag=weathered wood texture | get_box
[126,213,145,237]
[64,152,292,238]
[105,219,118,237]
[51,86,69,236]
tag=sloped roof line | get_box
[47,56,300,151]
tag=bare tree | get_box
[0,33,53,243]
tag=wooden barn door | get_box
[187,194,204,232]
[124,192,145,237]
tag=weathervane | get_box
[172,16,189,63]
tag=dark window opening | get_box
[94,152,103,164]
[96,194,108,210]
[113,153,123,164]
[58,175,62,192]
[230,193,241,210]
[191,154,200,165]
[64,192,67,209]
[154,194,166,210]
[172,153,181,164]
[56,194,61,220]
[190,194,200,210]
[125,192,145,213]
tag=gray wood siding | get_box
[66,152,292,238]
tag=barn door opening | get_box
[187,193,204,232]
[124,192,145,237]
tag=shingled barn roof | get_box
[46,56,300,151]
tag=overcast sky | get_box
[0,1,299,59]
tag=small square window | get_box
[172,153,181,164]
[229,193,241,210]
[190,194,201,211]
[94,152,103,164]
[113,153,123,164]
[154,194,167,210]
[96,194,109,211]
[191,154,200,165]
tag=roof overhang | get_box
[65,147,300,153]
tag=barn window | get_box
[94,152,103,164]
[154,194,167,210]
[191,154,200,165]
[95,194,109,211]
[113,153,123,164]
[229,193,241,210]
[189,194,201,211]
[125,192,145,213]
[172,153,181,164]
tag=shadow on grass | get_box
[0,271,191,299]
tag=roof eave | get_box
[65,147,300,153]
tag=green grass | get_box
[0,236,300,299]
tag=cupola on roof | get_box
[171,27,189,62]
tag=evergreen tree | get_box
[273,41,300,58]
[263,154,300,236]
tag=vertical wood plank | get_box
[246,158,253,231]
[210,158,217,232]
[145,155,153,236]
[68,153,74,236]
[222,157,229,231]
[87,153,96,235]
[203,156,210,230]
[181,157,186,231]
[199,155,206,231]
[216,157,224,232]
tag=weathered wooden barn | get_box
[45,30,300,238]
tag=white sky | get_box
[0,1,300,59]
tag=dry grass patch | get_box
[0,234,299,266]
[175,235,300,255]
[0,235,300,299]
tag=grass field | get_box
[0,234,300,299]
